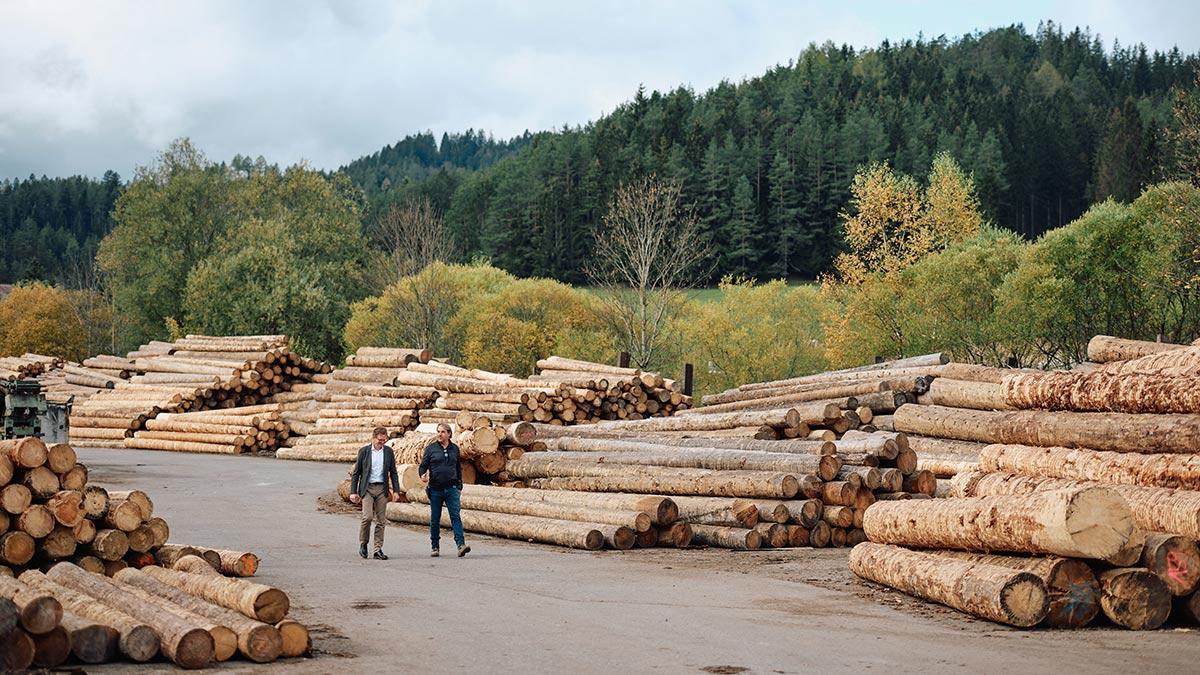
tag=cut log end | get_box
[1001,572,1051,627]
[276,618,312,658]
[1099,568,1172,630]
[254,588,291,624]
[244,623,284,663]
[1063,487,1135,560]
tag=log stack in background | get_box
[847,334,1200,630]
[67,335,330,454]
[0,353,63,381]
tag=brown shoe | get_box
[457,544,471,557]
[430,548,439,557]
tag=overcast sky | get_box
[2,0,1197,180]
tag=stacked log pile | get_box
[275,347,434,461]
[848,334,1200,629]
[0,353,62,380]
[68,335,330,453]
[38,360,136,406]
[527,356,689,422]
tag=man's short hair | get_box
[436,423,452,433]
[372,426,388,436]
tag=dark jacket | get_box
[419,441,462,489]
[350,444,401,496]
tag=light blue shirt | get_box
[368,446,385,483]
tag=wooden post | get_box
[683,363,693,397]
[618,352,630,369]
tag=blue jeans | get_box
[427,486,465,549]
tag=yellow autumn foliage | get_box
[0,283,89,361]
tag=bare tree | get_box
[587,175,711,369]
[373,197,456,284]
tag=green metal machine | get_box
[0,378,71,442]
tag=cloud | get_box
[0,0,1195,180]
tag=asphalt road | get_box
[73,447,1200,674]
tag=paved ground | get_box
[75,447,1200,674]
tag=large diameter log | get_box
[1,484,32,514]
[935,551,1099,628]
[670,496,758,527]
[849,542,1048,627]
[1004,370,1200,414]
[538,439,839,480]
[1097,568,1172,630]
[61,610,121,664]
[862,486,1135,561]
[918,378,1012,410]
[104,499,144,532]
[894,404,1200,453]
[781,499,823,528]
[1,437,47,469]
[951,471,1200,541]
[46,490,84,528]
[276,618,311,657]
[115,568,282,663]
[21,466,60,499]
[1140,533,1200,596]
[137,565,288,623]
[688,524,762,550]
[17,504,55,538]
[980,443,1200,490]
[494,489,677,525]
[46,563,214,667]
[107,574,237,662]
[18,570,159,662]
[82,485,109,520]
[30,624,71,667]
[510,461,800,499]
[0,575,62,633]
[386,502,610,550]
[1087,335,1184,363]
[1,624,35,670]
[45,444,76,474]
[405,486,651,532]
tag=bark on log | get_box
[1097,568,1172,630]
[46,563,214,667]
[537,440,839,480]
[594,407,806,431]
[980,444,1200,490]
[934,551,1099,628]
[950,470,1200,541]
[29,624,70,667]
[849,542,1048,627]
[386,501,609,550]
[18,570,159,662]
[688,524,762,550]
[863,486,1135,561]
[211,549,260,577]
[138,565,288,623]
[174,553,223,575]
[1004,370,1200,415]
[60,609,120,664]
[405,486,651,532]
[496,489,676,525]
[894,404,1200,453]
[753,522,789,548]
[514,463,800,499]
[918,378,1012,410]
[1087,335,1184,363]
[781,499,823,528]
[670,496,758,527]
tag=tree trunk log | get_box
[894,404,1200,453]
[934,551,1099,627]
[514,463,800,499]
[276,618,311,657]
[687,524,761,549]
[670,496,758,527]
[1087,335,1184,363]
[1097,568,1172,630]
[18,570,159,662]
[863,485,1135,561]
[849,542,1048,627]
[137,565,288,623]
[1,484,32,515]
[1139,533,1200,596]
[0,531,34,565]
[950,470,1200,541]
[385,501,611,550]
[538,440,838,480]
[1004,370,1200,415]
[46,562,214,667]
[405,485,651,532]
[1,437,47,470]
[499,489,676,525]
[919,378,1012,410]
[980,443,1200,490]
[0,575,62,634]
[61,610,120,664]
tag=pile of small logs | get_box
[4,553,308,668]
[0,353,63,380]
[275,347,434,461]
[123,404,291,455]
[68,335,330,453]
[528,356,689,422]
[848,334,1200,629]
[1,436,171,576]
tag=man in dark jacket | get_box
[419,423,470,557]
[349,426,401,560]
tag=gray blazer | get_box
[350,444,401,496]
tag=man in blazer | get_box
[349,426,402,559]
